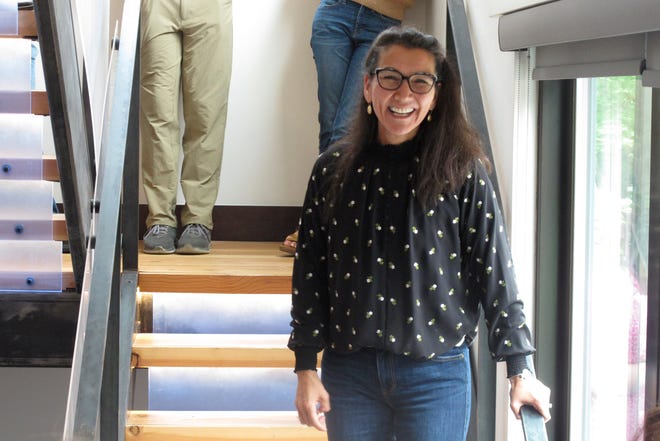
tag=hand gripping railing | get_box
[55,0,141,439]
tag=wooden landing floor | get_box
[62,241,295,294]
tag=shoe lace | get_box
[149,225,171,237]
[184,224,209,239]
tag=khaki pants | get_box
[140,0,232,230]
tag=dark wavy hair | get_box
[327,26,489,210]
[644,406,660,440]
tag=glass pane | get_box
[572,77,650,440]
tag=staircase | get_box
[3,1,322,439]
[0,0,74,338]
[125,242,325,440]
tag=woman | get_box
[288,27,551,440]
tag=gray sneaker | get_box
[143,224,177,254]
[177,223,211,254]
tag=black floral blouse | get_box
[288,140,534,375]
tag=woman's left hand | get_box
[509,374,552,422]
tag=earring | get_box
[426,112,432,122]
[367,103,373,115]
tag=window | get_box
[571,77,651,441]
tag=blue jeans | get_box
[311,0,401,152]
[321,345,472,441]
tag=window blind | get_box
[498,0,660,86]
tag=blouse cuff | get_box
[294,347,319,372]
[505,354,530,378]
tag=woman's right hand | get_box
[295,370,331,431]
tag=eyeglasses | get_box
[372,67,439,94]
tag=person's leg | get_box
[310,0,357,153]
[280,0,357,254]
[328,6,400,147]
[390,345,472,441]
[140,0,183,230]
[322,349,395,441]
[179,0,233,231]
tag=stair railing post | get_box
[100,228,122,441]
[117,15,142,440]
[60,0,141,438]
[446,1,501,440]
[122,16,140,273]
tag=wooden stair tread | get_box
[126,410,326,440]
[31,90,48,115]
[43,154,58,181]
[18,10,38,38]
[18,9,37,38]
[53,213,66,240]
[0,10,37,38]
[61,253,75,290]
[133,333,298,368]
[138,241,293,294]
[62,241,293,294]
[62,241,293,293]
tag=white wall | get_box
[48,0,517,215]
[216,0,516,213]
[101,0,490,210]
[181,0,434,207]
[218,0,319,206]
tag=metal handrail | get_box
[58,0,140,439]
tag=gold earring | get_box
[367,103,373,115]
[426,112,432,122]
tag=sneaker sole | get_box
[176,244,210,255]
[143,246,176,255]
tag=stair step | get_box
[53,213,66,240]
[61,253,75,290]
[31,91,48,115]
[126,410,326,440]
[61,241,292,293]
[0,9,37,38]
[43,154,58,181]
[138,241,293,294]
[19,9,37,38]
[133,333,305,368]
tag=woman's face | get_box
[364,44,438,145]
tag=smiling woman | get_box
[287,26,552,441]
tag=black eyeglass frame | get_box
[372,67,440,94]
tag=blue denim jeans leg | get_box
[321,345,472,441]
[311,0,401,152]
